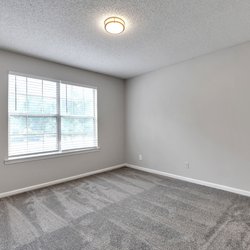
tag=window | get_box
[8,73,98,158]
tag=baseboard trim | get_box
[126,163,250,197]
[2,163,249,199]
[0,164,125,199]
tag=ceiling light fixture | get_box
[104,17,125,34]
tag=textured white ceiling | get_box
[0,0,250,79]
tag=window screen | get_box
[8,73,98,157]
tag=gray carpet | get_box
[0,167,250,250]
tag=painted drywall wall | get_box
[0,50,125,193]
[126,42,250,191]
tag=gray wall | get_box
[2,42,250,194]
[0,50,125,193]
[126,42,250,191]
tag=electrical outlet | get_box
[185,161,189,169]
[139,154,143,161]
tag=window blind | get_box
[60,83,98,151]
[8,73,98,157]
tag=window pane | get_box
[9,95,16,113]
[43,80,57,98]
[43,135,57,151]
[27,78,42,96]
[26,78,57,115]
[61,117,94,137]
[72,100,84,115]
[9,116,58,156]
[84,118,95,137]
[84,88,95,116]
[9,135,27,156]
[61,135,85,150]
[43,97,57,114]
[60,84,95,116]
[27,96,43,114]
[9,116,27,135]
[8,73,58,156]
[61,117,85,134]
[16,95,27,113]
[27,135,43,153]
[60,82,97,151]
[16,76,26,95]
[27,117,57,134]
[8,75,16,94]
[70,84,84,99]
[61,117,96,150]
[61,134,96,150]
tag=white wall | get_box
[0,50,125,193]
[126,42,250,191]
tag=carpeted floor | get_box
[0,167,250,250]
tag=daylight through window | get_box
[8,73,98,157]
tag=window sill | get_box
[4,147,100,165]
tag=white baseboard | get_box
[2,163,249,199]
[126,163,250,197]
[0,164,125,199]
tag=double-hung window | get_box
[8,72,98,158]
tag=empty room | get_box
[0,1,250,249]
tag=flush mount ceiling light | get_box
[104,17,125,34]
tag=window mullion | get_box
[14,75,17,111]
[93,89,98,147]
[57,81,62,152]
[26,76,28,153]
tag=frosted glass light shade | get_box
[104,17,125,34]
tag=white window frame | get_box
[6,71,99,164]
